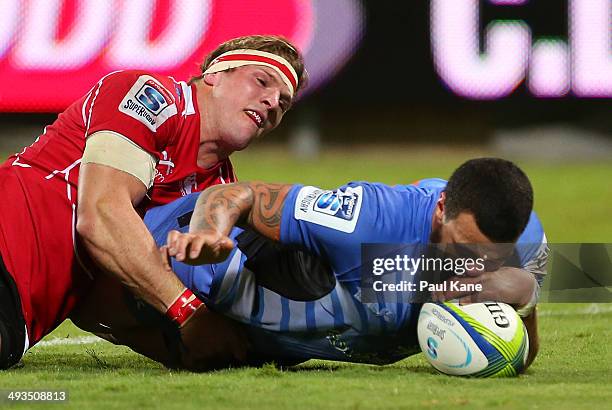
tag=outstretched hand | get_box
[166,229,235,265]
[432,267,537,307]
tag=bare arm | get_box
[77,163,185,313]
[521,308,539,371]
[167,182,292,264]
[437,267,540,371]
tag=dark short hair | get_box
[444,158,534,242]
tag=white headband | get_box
[203,49,299,97]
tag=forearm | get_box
[167,182,292,265]
[493,267,539,370]
[78,201,184,313]
[521,307,539,371]
[499,267,539,307]
[190,182,292,241]
[500,268,539,369]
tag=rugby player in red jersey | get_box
[0,35,306,368]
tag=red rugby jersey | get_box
[0,71,236,346]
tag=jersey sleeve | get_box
[83,71,180,159]
[515,211,549,287]
[279,182,425,281]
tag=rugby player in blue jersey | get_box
[73,158,547,371]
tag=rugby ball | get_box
[417,302,529,377]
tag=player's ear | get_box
[202,72,220,86]
[434,192,446,224]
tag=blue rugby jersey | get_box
[143,179,547,365]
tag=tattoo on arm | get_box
[190,184,254,234]
[248,183,292,241]
[190,182,292,241]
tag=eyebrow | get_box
[258,68,292,107]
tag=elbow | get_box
[76,203,106,243]
[76,210,97,242]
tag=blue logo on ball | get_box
[426,337,438,359]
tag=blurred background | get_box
[0,0,610,240]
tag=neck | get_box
[197,142,229,168]
[194,81,228,168]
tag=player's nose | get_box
[261,88,281,110]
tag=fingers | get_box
[159,245,172,271]
[431,289,445,303]
[423,268,535,307]
[430,275,486,304]
[186,234,206,260]
[166,230,205,261]
[458,294,478,305]
[166,230,182,257]
[464,267,485,277]
[166,230,234,265]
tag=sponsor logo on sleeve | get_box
[119,75,178,132]
[294,186,363,233]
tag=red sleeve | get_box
[84,71,180,160]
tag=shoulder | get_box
[518,212,545,245]
[101,70,169,84]
[413,178,447,190]
[99,71,180,103]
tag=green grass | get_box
[1,145,610,409]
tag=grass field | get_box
[1,145,610,409]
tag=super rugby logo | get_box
[119,76,178,132]
[426,337,439,359]
[314,190,358,221]
[135,80,174,116]
[294,186,363,233]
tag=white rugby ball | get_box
[417,302,529,377]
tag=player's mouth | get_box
[245,109,264,128]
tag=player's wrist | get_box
[516,285,538,318]
[165,288,204,327]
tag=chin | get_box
[223,133,255,153]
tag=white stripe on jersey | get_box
[215,249,244,301]
[259,289,283,330]
[218,167,226,184]
[224,267,258,319]
[180,81,196,116]
[286,299,309,332]
[81,91,92,126]
[84,71,123,139]
[333,285,367,332]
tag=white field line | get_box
[34,335,105,348]
[538,303,612,316]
